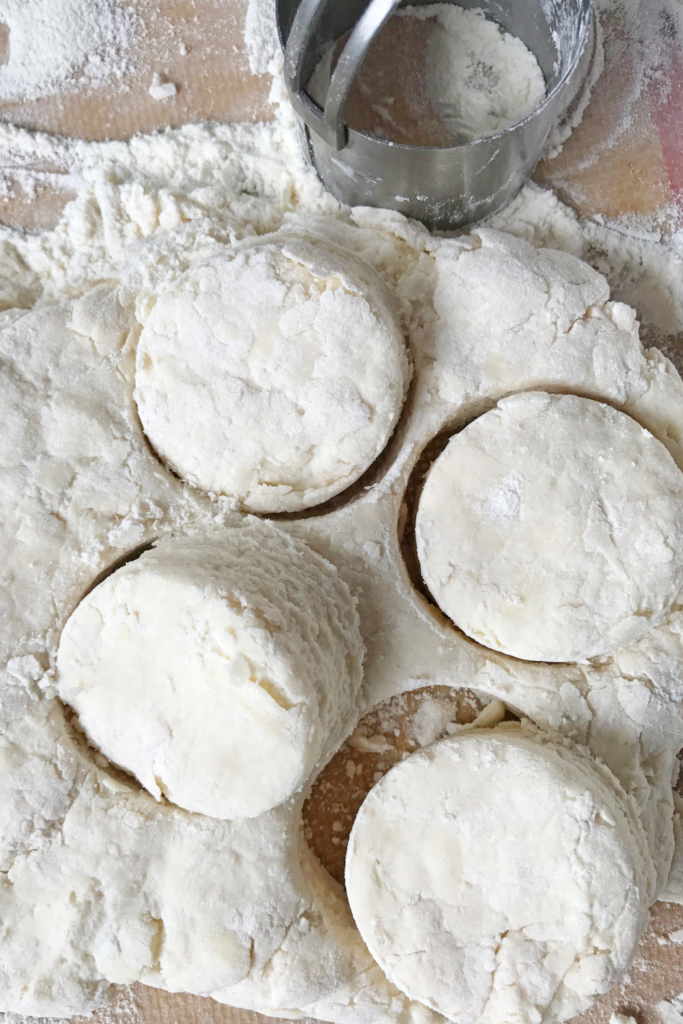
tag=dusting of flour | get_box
[400,4,547,142]
[0,0,137,101]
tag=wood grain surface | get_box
[0,2,681,1022]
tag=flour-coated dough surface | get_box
[57,527,364,819]
[416,392,683,662]
[346,727,655,1024]
[134,238,409,513]
[3,210,683,1023]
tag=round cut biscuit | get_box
[346,728,655,1024]
[416,392,683,662]
[56,524,364,819]
[134,239,408,513]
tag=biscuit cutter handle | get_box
[284,0,403,150]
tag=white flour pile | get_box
[1,0,683,1022]
[0,0,137,101]
[399,4,547,141]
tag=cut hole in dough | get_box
[345,727,655,1024]
[416,392,683,662]
[56,523,364,820]
[134,239,409,513]
[303,685,510,885]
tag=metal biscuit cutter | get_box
[276,0,595,231]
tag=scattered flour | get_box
[0,0,137,101]
[488,183,683,340]
[569,0,683,187]
[0,985,142,1024]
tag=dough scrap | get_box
[57,525,364,819]
[345,726,655,1024]
[134,238,409,513]
[416,392,683,662]
[430,230,683,476]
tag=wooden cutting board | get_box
[0,2,681,1022]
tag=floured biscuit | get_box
[134,239,409,513]
[57,524,364,819]
[416,392,683,662]
[346,727,655,1024]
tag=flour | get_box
[488,183,683,340]
[557,0,683,194]
[659,994,683,1024]
[476,472,523,521]
[400,4,547,142]
[244,0,280,77]
[0,987,142,1024]
[148,73,177,101]
[484,0,683,343]
[0,0,137,101]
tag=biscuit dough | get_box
[134,238,409,513]
[416,392,683,662]
[57,527,364,819]
[0,282,439,1024]
[429,230,683,476]
[3,201,683,1019]
[346,727,656,1024]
